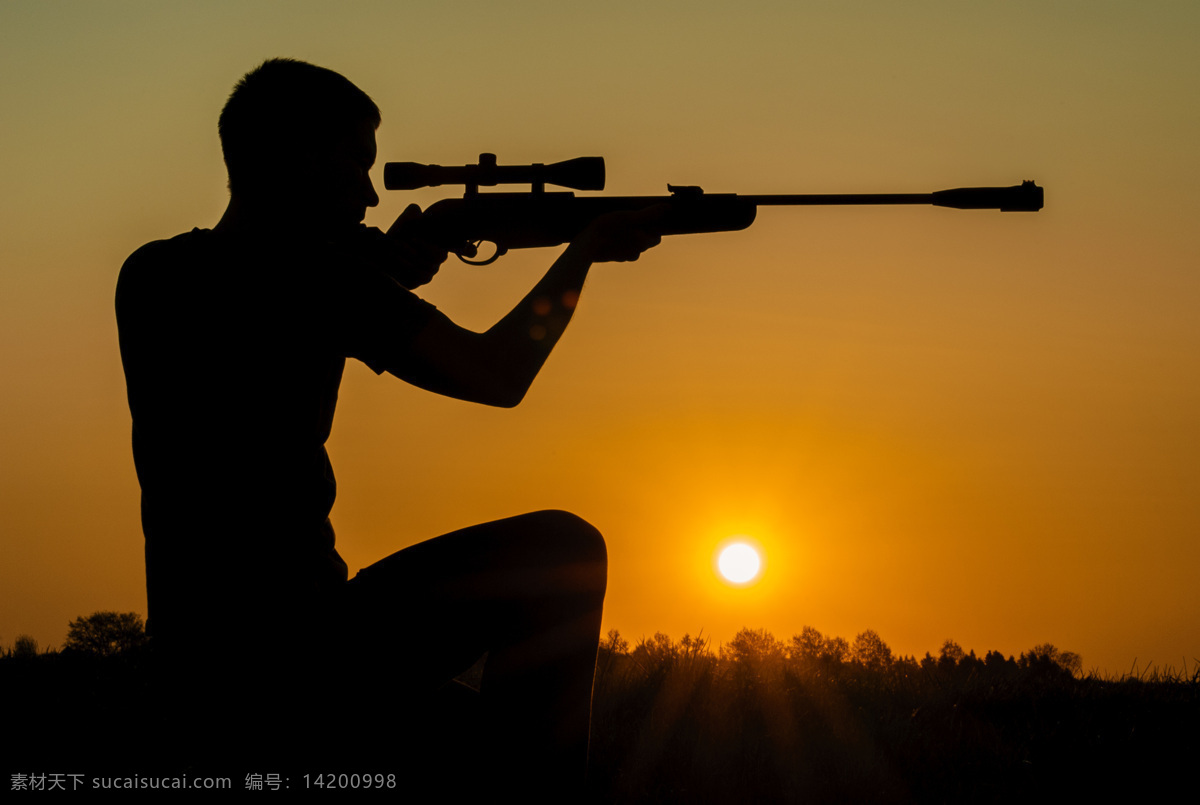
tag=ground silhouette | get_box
[4,622,1196,800]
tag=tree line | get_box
[3,611,147,659]
[5,612,1194,802]
[599,624,1084,684]
[4,611,1081,680]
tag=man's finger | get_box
[386,203,424,237]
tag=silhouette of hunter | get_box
[116,58,661,790]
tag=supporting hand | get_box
[378,204,450,288]
[569,205,667,263]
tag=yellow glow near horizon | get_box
[716,539,764,586]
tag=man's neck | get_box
[214,195,345,240]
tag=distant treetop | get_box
[64,611,147,657]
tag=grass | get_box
[3,629,1196,801]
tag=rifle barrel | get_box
[743,181,1043,212]
[745,193,931,206]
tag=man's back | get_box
[116,226,433,651]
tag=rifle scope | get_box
[384,154,605,194]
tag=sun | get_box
[717,541,763,585]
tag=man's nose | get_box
[365,176,380,208]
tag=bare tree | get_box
[600,628,629,655]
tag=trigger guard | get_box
[458,241,508,266]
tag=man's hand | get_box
[370,203,449,289]
[570,205,667,263]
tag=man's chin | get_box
[303,214,365,240]
[338,210,368,232]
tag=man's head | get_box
[219,59,381,228]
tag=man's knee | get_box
[529,509,606,567]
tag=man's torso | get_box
[116,227,434,647]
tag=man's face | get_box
[303,120,380,235]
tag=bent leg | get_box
[340,510,607,790]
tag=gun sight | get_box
[384,153,605,194]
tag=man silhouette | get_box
[116,58,661,791]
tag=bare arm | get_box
[388,206,664,407]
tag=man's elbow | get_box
[486,379,529,409]
[465,350,534,408]
[400,368,529,408]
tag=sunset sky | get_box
[2,2,1197,674]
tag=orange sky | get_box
[2,2,1198,674]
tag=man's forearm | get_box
[396,209,662,407]
[480,241,595,402]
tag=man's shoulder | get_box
[122,228,212,271]
[116,230,220,331]
[119,227,211,282]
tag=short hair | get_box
[218,59,381,197]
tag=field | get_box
[589,630,1197,802]
[3,627,1196,800]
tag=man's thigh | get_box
[333,510,605,684]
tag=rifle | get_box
[384,153,1044,266]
